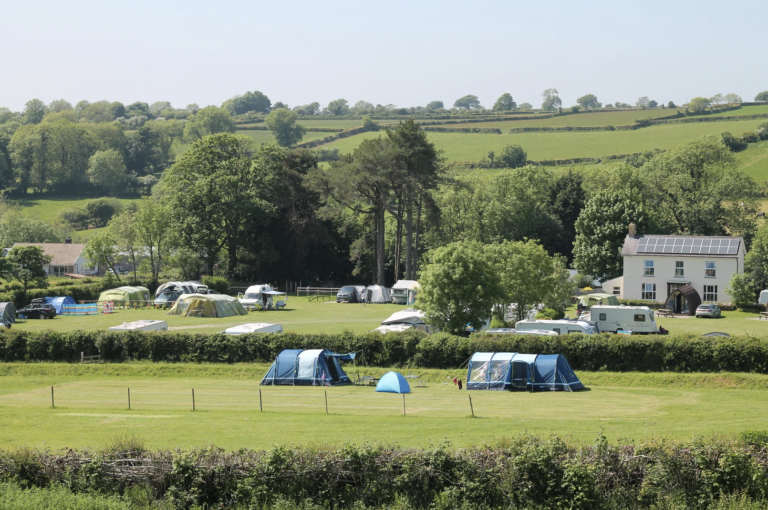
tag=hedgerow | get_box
[0,277,159,308]
[1,434,768,509]
[3,330,768,373]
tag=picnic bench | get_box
[656,309,674,317]
[80,351,102,364]
[759,312,768,320]
[405,375,425,388]
[357,375,379,386]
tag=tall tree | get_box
[7,245,51,295]
[83,231,121,282]
[577,94,600,109]
[183,106,236,141]
[134,198,172,281]
[227,91,271,115]
[87,149,127,193]
[548,170,586,262]
[453,95,481,110]
[265,108,306,147]
[492,93,516,111]
[109,211,139,281]
[541,89,561,112]
[324,99,350,116]
[23,99,46,124]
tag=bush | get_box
[757,123,768,140]
[742,131,760,144]
[722,131,747,152]
[535,308,564,320]
[499,144,527,168]
[361,115,378,131]
[202,276,229,294]
[58,208,90,230]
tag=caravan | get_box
[374,309,435,334]
[109,320,168,332]
[223,323,283,335]
[238,284,287,310]
[515,319,597,335]
[589,305,658,334]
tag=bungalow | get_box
[8,242,95,276]
[602,223,745,313]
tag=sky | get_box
[1,0,767,112]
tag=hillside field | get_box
[0,365,767,449]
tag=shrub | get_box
[742,131,760,144]
[535,308,564,320]
[499,144,527,168]
[202,276,229,294]
[722,131,747,152]
[757,123,768,140]
[361,116,378,131]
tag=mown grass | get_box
[11,296,407,335]
[735,140,768,182]
[1,366,768,449]
[13,196,143,224]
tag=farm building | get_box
[602,223,745,312]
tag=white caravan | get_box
[515,319,598,335]
[223,323,283,335]
[238,284,288,310]
[390,280,420,305]
[374,309,435,334]
[589,305,659,334]
[486,328,558,336]
[109,320,168,332]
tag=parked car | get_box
[695,304,721,318]
[18,302,57,319]
[153,288,184,308]
[336,286,359,303]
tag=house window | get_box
[633,314,646,322]
[705,261,716,277]
[644,260,655,276]
[612,287,621,295]
[599,313,607,321]
[675,261,684,277]
[642,283,656,300]
[703,285,718,302]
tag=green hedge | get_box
[3,330,768,372]
[0,277,159,308]
[2,435,768,509]
[422,126,501,133]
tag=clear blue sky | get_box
[2,0,767,111]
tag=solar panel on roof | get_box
[637,236,740,255]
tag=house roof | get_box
[622,235,743,258]
[11,243,85,266]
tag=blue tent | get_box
[44,296,76,315]
[376,371,411,394]
[261,349,356,386]
[466,352,584,392]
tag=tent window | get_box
[511,362,529,388]
[489,359,509,383]
[326,358,341,382]
[644,260,655,276]
[469,361,489,383]
[599,313,606,321]
[633,314,646,322]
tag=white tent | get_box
[365,285,390,304]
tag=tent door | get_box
[510,362,530,390]
[326,358,341,382]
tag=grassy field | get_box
[235,129,338,145]
[439,108,675,129]
[0,365,767,449]
[13,196,143,224]
[324,119,768,163]
[735,140,768,181]
[11,296,407,334]
[710,104,768,116]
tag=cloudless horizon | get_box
[2,0,767,112]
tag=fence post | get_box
[259,389,263,412]
[128,388,131,410]
[325,391,328,415]
[51,386,54,408]
[192,388,195,411]
[402,394,406,416]
[469,394,474,418]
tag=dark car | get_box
[19,302,57,319]
[336,286,359,303]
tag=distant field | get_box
[11,296,406,335]
[710,104,768,116]
[324,119,768,163]
[14,196,142,224]
[437,109,674,129]
[735,141,768,182]
[236,129,338,145]
[1,366,767,449]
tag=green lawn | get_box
[0,365,766,449]
[11,296,407,335]
[324,119,768,163]
[13,196,143,224]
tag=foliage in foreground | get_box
[2,434,768,509]
[4,329,768,373]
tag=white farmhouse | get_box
[602,223,745,314]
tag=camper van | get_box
[486,328,558,336]
[238,284,287,310]
[223,323,283,335]
[109,320,168,332]
[515,319,597,335]
[589,305,658,334]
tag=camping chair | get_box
[276,300,286,310]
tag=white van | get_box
[515,319,597,335]
[223,323,283,335]
[238,285,287,310]
[109,320,168,332]
[589,305,658,334]
[486,328,558,336]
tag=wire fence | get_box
[0,385,483,418]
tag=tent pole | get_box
[469,394,474,418]
[402,394,406,416]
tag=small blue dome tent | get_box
[376,371,411,394]
[466,352,584,392]
[261,349,356,386]
[44,296,75,315]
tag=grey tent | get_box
[0,302,16,323]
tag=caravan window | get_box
[634,314,646,322]
[599,313,607,321]
[553,328,561,335]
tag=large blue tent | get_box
[44,296,76,315]
[466,352,584,392]
[376,371,411,394]
[261,349,355,386]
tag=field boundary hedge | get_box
[422,126,502,134]
[0,277,158,308]
[3,330,768,372]
[449,151,645,169]
[2,436,767,509]
[295,125,375,149]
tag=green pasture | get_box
[438,108,674,129]
[236,129,337,145]
[710,104,768,116]
[11,296,407,335]
[0,365,767,449]
[324,119,768,163]
[735,141,768,182]
[13,196,142,224]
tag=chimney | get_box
[65,236,72,244]
[628,223,636,238]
